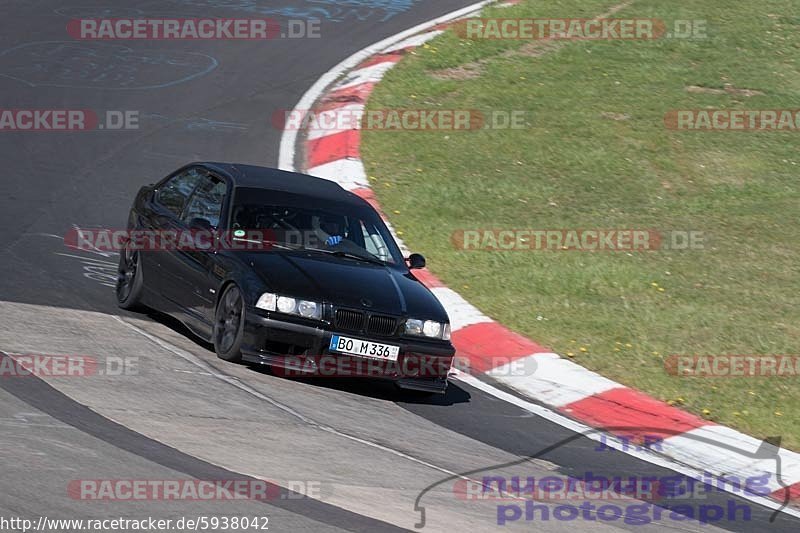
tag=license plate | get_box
[329,335,400,361]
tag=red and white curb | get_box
[278,0,800,510]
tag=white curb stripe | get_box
[662,426,800,493]
[283,0,800,510]
[306,159,369,191]
[454,369,800,519]
[380,218,410,256]
[429,287,492,331]
[307,103,364,141]
[487,353,620,407]
[278,0,494,171]
[335,62,402,92]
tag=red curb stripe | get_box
[411,268,443,288]
[560,388,710,443]
[770,482,800,504]
[315,99,364,114]
[351,187,389,219]
[300,17,800,498]
[306,130,361,168]
[323,82,376,106]
[350,187,375,202]
[350,187,373,200]
[452,322,548,373]
[353,189,404,237]
[350,189,443,287]
[357,53,405,70]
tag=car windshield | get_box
[229,188,404,265]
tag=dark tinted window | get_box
[156,168,204,216]
[182,176,226,227]
[230,188,404,265]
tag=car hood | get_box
[244,252,449,321]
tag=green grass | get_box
[362,0,800,448]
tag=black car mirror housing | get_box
[407,253,426,269]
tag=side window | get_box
[156,168,204,217]
[182,177,226,227]
[360,220,392,262]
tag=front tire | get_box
[213,284,245,363]
[116,243,145,310]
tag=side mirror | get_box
[407,253,426,269]
[188,217,213,231]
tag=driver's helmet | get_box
[313,214,343,239]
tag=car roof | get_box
[198,162,367,206]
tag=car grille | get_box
[367,314,398,337]
[334,309,398,337]
[335,309,365,331]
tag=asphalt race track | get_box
[1,1,799,532]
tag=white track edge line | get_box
[452,370,800,518]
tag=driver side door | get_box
[174,172,228,326]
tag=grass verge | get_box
[362,0,800,448]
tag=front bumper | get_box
[241,309,454,392]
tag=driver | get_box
[312,214,345,247]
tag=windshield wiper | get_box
[303,248,387,266]
[230,237,299,252]
[246,242,386,265]
[330,250,387,266]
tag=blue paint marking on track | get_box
[164,0,420,22]
[0,41,218,90]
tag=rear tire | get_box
[116,243,145,311]
[213,284,245,363]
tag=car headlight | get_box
[256,293,277,311]
[405,318,449,340]
[423,320,441,338]
[405,319,424,336]
[277,296,296,313]
[256,292,322,320]
[297,300,321,319]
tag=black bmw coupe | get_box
[117,163,455,393]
